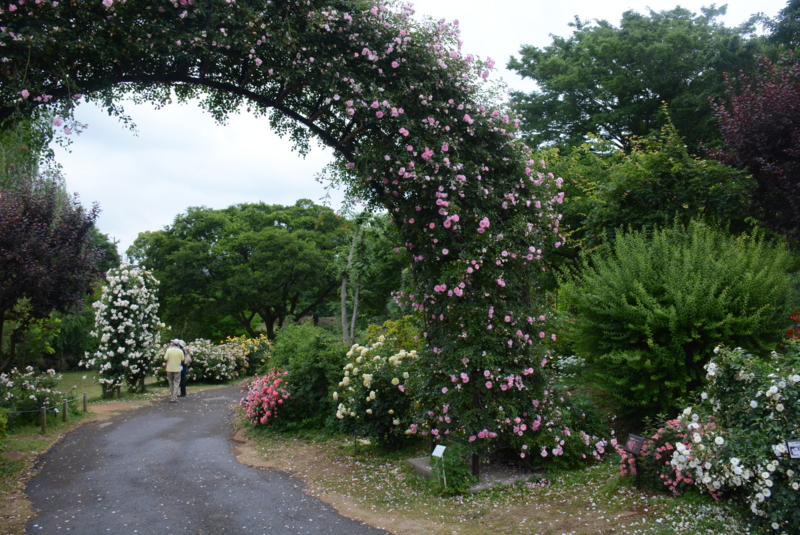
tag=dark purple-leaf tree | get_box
[0,176,102,371]
[711,56,800,240]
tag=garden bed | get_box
[232,426,754,535]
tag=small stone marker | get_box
[787,439,800,460]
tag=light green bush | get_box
[266,322,346,428]
[560,221,799,423]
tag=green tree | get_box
[762,0,800,50]
[337,213,407,345]
[508,6,762,150]
[129,200,349,340]
[559,221,799,424]
[540,117,753,259]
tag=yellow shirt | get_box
[164,347,184,373]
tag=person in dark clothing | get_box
[178,340,191,397]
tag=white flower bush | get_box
[80,264,163,396]
[663,345,800,532]
[0,367,75,417]
[155,338,248,383]
[333,335,419,449]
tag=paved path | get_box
[24,386,388,535]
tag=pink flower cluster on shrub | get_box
[239,369,290,426]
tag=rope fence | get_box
[4,392,89,434]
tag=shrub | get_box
[560,221,799,423]
[625,345,800,533]
[80,264,163,396]
[429,442,478,496]
[266,322,346,428]
[364,315,425,354]
[492,357,611,471]
[155,338,248,383]
[239,369,290,426]
[333,336,418,449]
[223,334,270,373]
[0,367,77,422]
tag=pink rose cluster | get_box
[239,369,290,425]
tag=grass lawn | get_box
[57,371,168,402]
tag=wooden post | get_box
[63,399,68,423]
[83,392,88,412]
[115,385,121,399]
[40,407,47,434]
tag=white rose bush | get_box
[80,264,163,397]
[334,336,419,449]
[155,338,249,384]
[0,367,76,420]
[614,344,800,533]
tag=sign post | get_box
[432,445,447,489]
[624,434,645,490]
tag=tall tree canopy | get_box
[508,6,761,150]
[129,200,349,340]
[0,176,102,371]
[762,0,800,50]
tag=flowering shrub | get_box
[80,264,163,397]
[627,345,800,533]
[787,311,800,340]
[412,351,610,470]
[0,367,77,420]
[334,337,418,449]
[611,414,717,496]
[223,334,270,371]
[239,369,291,426]
[156,338,248,383]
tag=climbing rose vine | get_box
[81,264,163,397]
[2,0,564,458]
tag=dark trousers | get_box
[180,365,187,396]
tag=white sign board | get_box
[432,445,446,458]
[788,440,800,460]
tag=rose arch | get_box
[1,0,566,466]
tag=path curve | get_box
[24,386,388,535]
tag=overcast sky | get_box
[51,0,789,257]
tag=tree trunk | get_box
[349,277,360,345]
[341,225,360,346]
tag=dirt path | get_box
[23,386,388,535]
